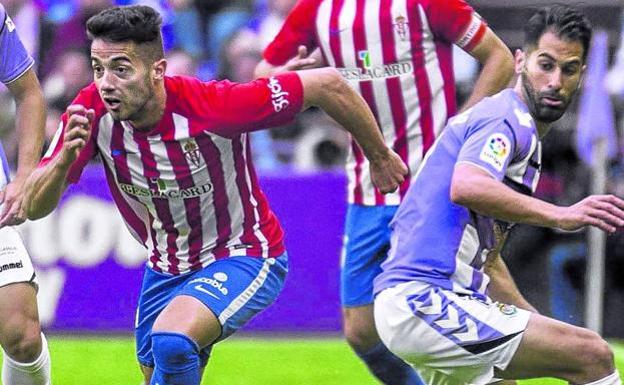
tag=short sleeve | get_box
[187,72,305,138]
[39,88,100,184]
[426,0,487,52]
[263,0,320,66]
[456,119,516,181]
[0,9,35,84]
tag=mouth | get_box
[540,96,564,107]
[103,96,122,111]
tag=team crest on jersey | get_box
[497,303,518,316]
[479,133,511,172]
[393,16,409,40]
[183,139,202,168]
[4,16,15,32]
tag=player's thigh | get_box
[341,204,397,307]
[154,254,288,347]
[499,313,611,379]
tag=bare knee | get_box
[1,318,42,363]
[343,307,379,352]
[570,330,614,383]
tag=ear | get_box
[514,49,525,75]
[576,64,588,90]
[153,58,167,80]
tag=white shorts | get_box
[0,226,37,290]
[374,281,531,385]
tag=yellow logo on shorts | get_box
[497,303,517,316]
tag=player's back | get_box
[374,89,541,299]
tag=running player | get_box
[0,4,51,385]
[374,5,623,384]
[23,5,407,385]
[255,2,514,383]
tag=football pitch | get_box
[1,336,621,384]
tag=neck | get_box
[130,81,166,132]
[513,80,551,139]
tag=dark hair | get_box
[86,5,164,59]
[524,5,592,61]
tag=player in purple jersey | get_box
[374,5,624,385]
[23,5,407,385]
[0,4,50,385]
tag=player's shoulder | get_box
[471,89,535,133]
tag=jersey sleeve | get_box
[187,72,304,138]
[262,0,320,66]
[0,5,35,84]
[426,0,487,52]
[39,88,100,184]
[456,118,517,181]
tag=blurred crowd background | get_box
[3,0,624,335]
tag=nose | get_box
[547,67,563,90]
[98,70,115,93]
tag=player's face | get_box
[518,30,585,123]
[91,39,155,122]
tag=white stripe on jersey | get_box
[43,122,63,160]
[506,135,536,185]
[218,252,276,325]
[450,223,479,291]
[316,0,334,67]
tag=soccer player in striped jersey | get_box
[23,5,407,385]
[374,6,623,384]
[255,1,514,383]
[0,4,51,385]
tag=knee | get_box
[343,317,379,352]
[151,332,200,373]
[573,331,614,381]
[1,319,42,363]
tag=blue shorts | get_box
[135,253,288,368]
[341,204,398,307]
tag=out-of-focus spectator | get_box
[166,49,198,76]
[40,0,112,78]
[168,0,203,58]
[43,48,92,112]
[293,110,349,171]
[256,0,297,47]
[3,0,54,66]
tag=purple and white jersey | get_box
[374,89,541,299]
[0,3,35,189]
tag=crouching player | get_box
[22,5,407,385]
[374,5,623,384]
[0,4,51,385]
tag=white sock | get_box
[584,371,622,385]
[2,332,51,385]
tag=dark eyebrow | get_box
[90,55,133,64]
[537,52,581,67]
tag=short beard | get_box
[521,71,568,123]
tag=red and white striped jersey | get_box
[264,0,487,206]
[42,74,304,275]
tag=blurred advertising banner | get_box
[18,164,346,333]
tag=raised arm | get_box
[0,68,45,227]
[297,67,407,193]
[24,105,94,220]
[255,45,324,78]
[450,163,624,232]
[460,28,514,111]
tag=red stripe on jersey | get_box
[133,131,180,275]
[244,138,285,257]
[195,134,233,260]
[407,2,435,157]
[435,41,457,119]
[109,122,163,273]
[232,135,262,256]
[380,0,411,198]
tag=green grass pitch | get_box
[1,336,622,384]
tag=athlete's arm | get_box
[450,163,624,233]
[298,67,407,193]
[255,46,324,78]
[485,252,538,313]
[24,105,94,220]
[460,28,514,111]
[0,68,45,227]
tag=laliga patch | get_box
[497,303,518,316]
[479,133,511,172]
